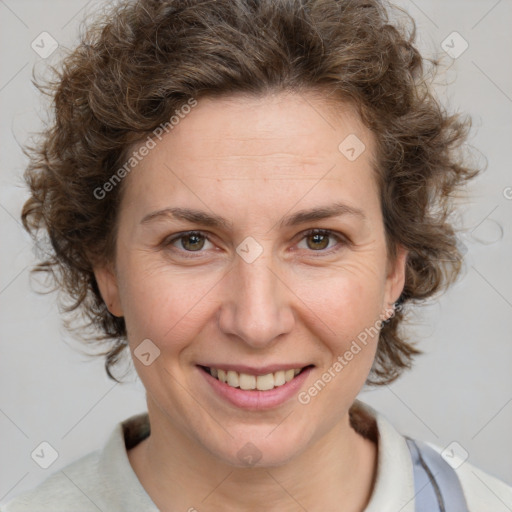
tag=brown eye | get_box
[180,232,206,251]
[306,232,330,250]
[165,231,213,255]
[296,229,347,255]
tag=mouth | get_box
[198,364,314,392]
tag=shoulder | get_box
[425,441,512,512]
[1,413,153,512]
[353,399,512,512]
[0,450,102,512]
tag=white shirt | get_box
[2,400,511,511]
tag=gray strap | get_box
[406,437,470,512]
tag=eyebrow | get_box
[140,202,366,229]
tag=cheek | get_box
[117,254,222,349]
[291,261,386,392]
[293,260,387,338]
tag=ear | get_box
[383,244,408,314]
[93,264,124,317]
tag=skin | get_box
[94,91,407,512]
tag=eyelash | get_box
[163,229,349,259]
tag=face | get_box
[95,91,406,468]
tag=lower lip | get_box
[198,366,314,410]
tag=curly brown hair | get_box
[21,0,477,384]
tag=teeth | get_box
[227,370,239,388]
[274,370,286,386]
[207,366,305,391]
[256,373,274,391]
[239,373,256,390]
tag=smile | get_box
[200,366,311,391]
[198,364,315,410]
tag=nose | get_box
[217,251,295,349]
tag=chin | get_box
[204,423,313,469]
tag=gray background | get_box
[1,0,511,503]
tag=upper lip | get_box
[198,363,313,376]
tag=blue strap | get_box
[405,437,470,512]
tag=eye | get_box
[296,229,347,254]
[164,231,214,254]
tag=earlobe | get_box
[93,265,123,317]
[385,245,408,307]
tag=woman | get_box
[2,0,511,510]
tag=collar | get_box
[354,400,416,512]
[97,412,158,511]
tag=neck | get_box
[128,401,378,512]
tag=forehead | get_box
[167,92,373,164]
[120,91,379,218]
